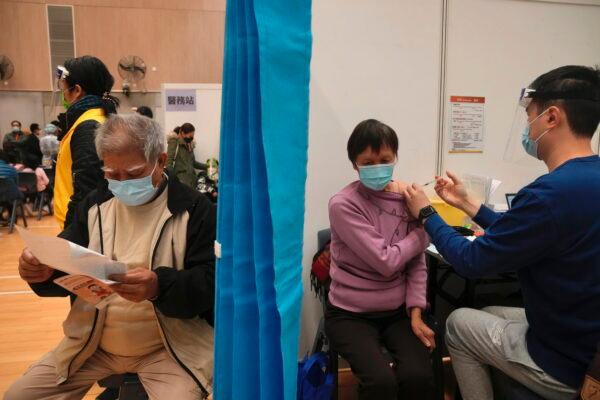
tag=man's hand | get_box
[109,267,159,303]
[19,248,54,283]
[434,171,481,217]
[410,308,436,352]
[403,183,431,219]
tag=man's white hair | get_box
[95,114,164,162]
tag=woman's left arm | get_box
[404,251,427,312]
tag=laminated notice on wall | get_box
[449,96,485,153]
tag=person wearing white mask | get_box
[39,123,60,167]
[8,114,216,400]
[401,65,600,400]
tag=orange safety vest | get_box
[54,108,106,229]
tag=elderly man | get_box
[7,114,215,400]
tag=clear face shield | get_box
[47,66,70,122]
[502,87,540,166]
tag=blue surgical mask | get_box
[11,126,20,133]
[358,163,395,191]
[521,109,551,159]
[107,163,158,206]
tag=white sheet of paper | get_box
[16,226,127,281]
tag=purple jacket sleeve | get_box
[329,199,429,278]
[404,252,428,311]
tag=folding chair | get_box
[0,177,27,233]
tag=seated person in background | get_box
[39,123,60,167]
[0,149,20,224]
[53,117,65,140]
[3,120,24,164]
[19,163,49,193]
[7,114,216,400]
[167,123,207,189]
[30,123,42,137]
[17,127,43,171]
[325,119,434,400]
[136,105,153,119]
[402,65,600,400]
[0,149,18,184]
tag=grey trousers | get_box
[445,306,577,400]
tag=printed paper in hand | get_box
[16,226,126,281]
[54,275,117,309]
[16,227,126,309]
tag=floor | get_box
[0,215,102,399]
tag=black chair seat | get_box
[97,373,148,400]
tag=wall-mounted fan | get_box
[117,55,146,96]
[0,55,15,84]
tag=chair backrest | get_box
[0,177,24,202]
[17,172,37,194]
[313,228,332,312]
[317,228,331,250]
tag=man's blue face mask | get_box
[521,109,551,159]
[358,162,395,191]
[107,163,158,206]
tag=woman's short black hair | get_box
[530,65,600,138]
[11,120,21,127]
[64,55,120,115]
[0,149,8,163]
[136,106,153,119]
[347,119,398,165]
[30,123,40,132]
[180,123,195,134]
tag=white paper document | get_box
[16,226,126,282]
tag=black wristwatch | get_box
[418,205,437,222]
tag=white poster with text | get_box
[449,96,485,153]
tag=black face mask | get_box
[184,137,193,143]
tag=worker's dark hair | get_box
[529,65,600,138]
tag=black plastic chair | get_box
[97,374,148,400]
[311,228,445,400]
[17,171,37,199]
[0,177,27,233]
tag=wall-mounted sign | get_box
[165,89,197,112]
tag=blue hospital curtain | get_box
[213,0,312,399]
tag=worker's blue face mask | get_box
[521,109,551,159]
[358,162,395,191]
[107,163,158,206]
